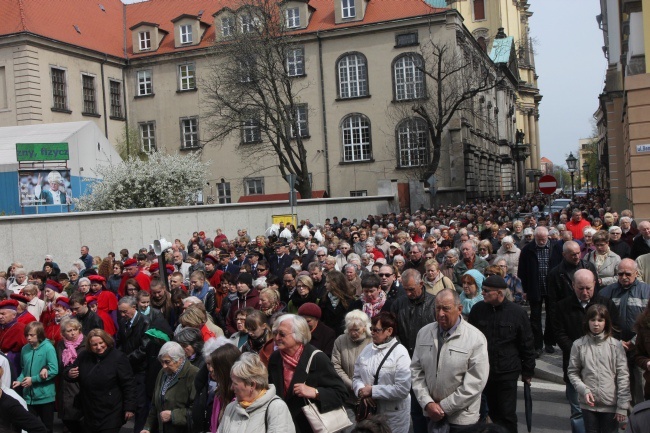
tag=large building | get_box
[0,0,528,207]
[597,0,650,218]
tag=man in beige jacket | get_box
[411,289,489,432]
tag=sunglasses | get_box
[378,273,393,278]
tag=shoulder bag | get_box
[301,349,353,433]
[355,341,399,421]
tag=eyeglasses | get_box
[370,327,385,333]
[618,272,634,277]
[378,273,393,278]
[317,254,326,257]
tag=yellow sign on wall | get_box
[272,214,297,226]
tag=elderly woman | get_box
[580,228,597,259]
[258,288,285,322]
[288,275,319,314]
[392,255,405,272]
[422,259,454,296]
[477,240,496,265]
[495,235,521,276]
[332,311,372,412]
[511,220,524,244]
[352,312,411,433]
[441,249,459,282]
[67,329,136,433]
[267,314,348,433]
[56,318,85,433]
[459,270,485,317]
[360,274,386,319]
[77,277,91,295]
[218,353,295,433]
[174,327,205,369]
[585,230,621,286]
[142,342,198,433]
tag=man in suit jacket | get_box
[270,242,293,277]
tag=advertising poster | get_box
[19,170,72,207]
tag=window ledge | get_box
[82,112,101,118]
[339,158,374,165]
[288,73,307,79]
[135,93,155,99]
[291,135,311,141]
[176,88,198,93]
[180,145,201,151]
[395,42,420,49]
[392,96,427,104]
[51,107,72,114]
[110,116,126,121]
[395,165,425,170]
[241,140,263,145]
[335,94,371,102]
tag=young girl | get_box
[12,322,58,433]
[568,305,630,433]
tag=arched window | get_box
[477,36,487,53]
[337,53,368,99]
[393,54,424,101]
[396,118,428,167]
[341,114,371,162]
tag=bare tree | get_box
[390,34,505,182]
[202,0,313,198]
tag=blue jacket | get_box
[17,339,58,405]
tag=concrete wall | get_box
[0,195,395,272]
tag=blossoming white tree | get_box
[74,152,209,211]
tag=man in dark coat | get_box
[69,292,104,336]
[552,269,619,433]
[269,241,293,277]
[469,275,536,433]
[402,243,427,275]
[293,237,316,271]
[378,265,406,311]
[546,240,599,354]
[117,296,151,433]
[609,226,631,259]
[631,220,650,260]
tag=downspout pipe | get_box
[317,32,331,196]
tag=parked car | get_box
[545,198,572,216]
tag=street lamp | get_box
[566,152,578,199]
[582,161,590,192]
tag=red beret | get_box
[56,297,70,309]
[85,295,97,306]
[149,263,160,272]
[297,302,322,320]
[10,293,29,304]
[88,275,106,283]
[45,279,63,293]
[165,264,175,274]
[124,258,138,267]
[0,299,18,310]
[204,255,218,265]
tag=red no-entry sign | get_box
[539,175,557,195]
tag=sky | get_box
[530,0,606,168]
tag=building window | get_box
[109,80,123,118]
[337,53,367,99]
[242,114,261,143]
[393,54,424,101]
[342,114,371,162]
[473,0,485,20]
[341,0,356,18]
[397,118,428,167]
[139,122,156,152]
[82,74,97,115]
[137,70,153,96]
[180,24,192,44]
[240,15,256,33]
[244,177,264,195]
[51,68,68,111]
[217,182,231,203]
[290,104,309,138]
[286,7,300,28]
[222,17,234,37]
[286,47,305,77]
[239,57,256,83]
[350,190,367,197]
[180,117,199,149]
[139,31,151,50]
[179,64,196,90]
[395,32,418,47]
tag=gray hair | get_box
[72,260,85,270]
[118,296,137,308]
[13,268,27,277]
[273,314,311,344]
[230,352,268,390]
[344,310,371,337]
[619,217,631,224]
[78,277,90,286]
[392,254,405,263]
[365,238,375,246]
[343,263,357,273]
[562,241,580,253]
[183,296,202,306]
[158,341,186,362]
[548,228,559,237]
[583,227,596,236]
[174,327,204,355]
[436,288,461,306]
[402,268,422,285]
[533,226,548,236]
[315,247,327,256]
[253,278,267,290]
[202,336,235,361]
[608,225,622,234]
[45,254,54,261]
[446,249,459,259]
[307,261,323,272]
[501,236,514,245]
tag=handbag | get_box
[300,349,353,433]
[355,340,399,421]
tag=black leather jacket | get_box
[390,290,436,356]
[116,311,151,373]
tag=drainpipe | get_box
[100,55,108,138]
[317,32,331,196]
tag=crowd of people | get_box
[2,190,650,433]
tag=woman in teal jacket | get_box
[12,322,58,433]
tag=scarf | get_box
[239,388,267,408]
[191,282,210,302]
[62,333,84,366]
[161,360,186,397]
[210,395,223,433]
[280,344,304,396]
[327,292,340,309]
[363,290,386,318]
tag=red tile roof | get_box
[0,0,445,59]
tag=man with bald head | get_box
[632,220,650,260]
[600,258,650,403]
[553,269,619,433]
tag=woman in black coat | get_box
[268,314,348,433]
[56,318,86,433]
[67,329,136,433]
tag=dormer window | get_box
[341,0,356,19]
[222,17,234,37]
[180,25,193,44]
[139,31,151,50]
[286,8,300,29]
[240,15,255,33]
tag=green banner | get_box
[16,143,69,161]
